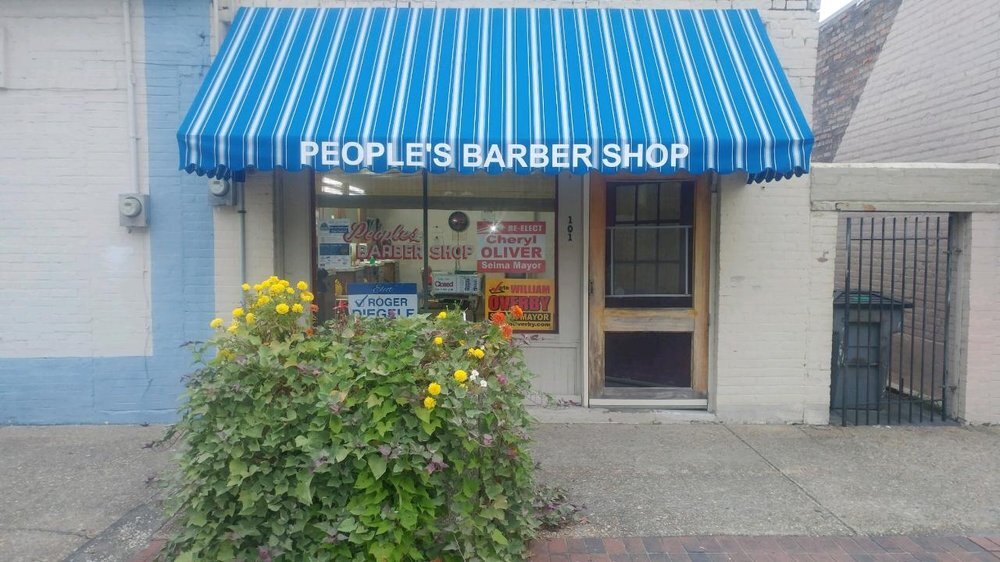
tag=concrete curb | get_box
[64,502,164,562]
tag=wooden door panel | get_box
[588,175,607,397]
[588,173,710,398]
[603,309,696,332]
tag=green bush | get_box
[161,278,538,561]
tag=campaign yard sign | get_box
[484,278,555,332]
[476,221,546,274]
[347,283,418,318]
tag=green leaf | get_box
[414,406,431,424]
[229,458,248,478]
[367,455,387,480]
[188,510,207,527]
[334,447,351,463]
[337,517,358,533]
[294,472,313,505]
[490,528,509,546]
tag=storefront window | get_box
[314,172,557,332]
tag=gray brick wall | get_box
[813,0,901,162]
[833,0,1000,164]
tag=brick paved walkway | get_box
[527,536,1000,562]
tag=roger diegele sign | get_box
[347,283,418,318]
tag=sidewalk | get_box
[0,425,174,562]
[528,535,1000,561]
[532,421,1000,537]
[2,419,998,562]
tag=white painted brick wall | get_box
[713,174,835,423]
[836,0,1000,164]
[0,0,152,358]
[213,174,277,319]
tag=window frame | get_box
[310,171,561,333]
[604,180,696,309]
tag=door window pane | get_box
[606,181,694,307]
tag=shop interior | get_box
[313,172,557,329]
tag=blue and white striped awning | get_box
[178,7,813,182]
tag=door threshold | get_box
[590,387,707,409]
[588,397,708,409]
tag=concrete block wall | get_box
[0,0,216,423]
[951,213,1000,424]
[834,0,1000,164]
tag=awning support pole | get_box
[239,182,247,283]
[422,170,430,309]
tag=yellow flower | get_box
[268,276,279,283]
[253,283,263,292]
[296,281,309,291]
[209,318,224,329]
[473,348,486,360]
[256,295,271,306]
[427,382,441,396]
[269,284,283,295]
[275,303,290,315]
[433,336,443,346]
[453,369,468,383]
[241,283,250,292]
[423,396,436,409]
[245,313,255,324]
[227,322,238,333]
[291,303,304,313]
[467,348,477,358]
[286,287,294,294]
[436,311,447,319]
[300,291,314,302]
[232,307,244,318]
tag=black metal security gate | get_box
[833,215,952,426]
